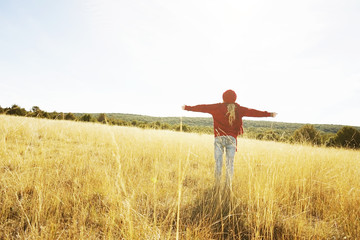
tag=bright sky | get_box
[1,0,359,126]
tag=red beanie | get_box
[222,90,237,103]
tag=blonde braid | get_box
[226,103,236,126]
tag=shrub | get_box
[161,123,171,130]
[292,124,322,145]
[256,133,264,140]
[111,119,128,126]
[48,112,63,120]
[175,124,190,132]
[80,114,92,122]
[31,106,48,118]
[326,126,360,149]
[131,120,138,126]
[7,105,27,116]
[65,113,77,121]
[257,130,280,141]
[98,113,107,123]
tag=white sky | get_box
[1,0,359,126]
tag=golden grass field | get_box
[1,115,360,239]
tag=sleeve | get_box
[184,104,220,114]
[239,106,271,118]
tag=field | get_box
[1,115,360,239]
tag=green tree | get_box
[40,112,49,119]
[161,123,170,130]
[32,106,40,113]
[48,111,62,120]
[326,126,360,149]
[98,113,107,123]
[80,114,92,122]
[131,120,138,126]
[292,124,322,145]
[176,124,189,132]
[8,105,27,116]
[263,130,280,141]
[256,133,264,140]
[31,106,44,117]
[65,113,76,120]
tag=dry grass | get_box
[1,115,360,239]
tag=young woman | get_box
[182,89,277,186]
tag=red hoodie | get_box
[184,103,271,139]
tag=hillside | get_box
[80,112,352,134]
[2,103,359,146]
[1,104,356,135]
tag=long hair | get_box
[226,103,236,126]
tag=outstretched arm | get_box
[239,105,277,118]
[181,104,220,114]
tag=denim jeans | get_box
[214,136,236,186]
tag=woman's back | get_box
[183,103,241,138]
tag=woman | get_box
[182,89,277,186]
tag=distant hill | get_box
[79,113,356,135]
[2,104,358,137]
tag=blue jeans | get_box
[214,136,236,186]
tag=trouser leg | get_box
[225,137,236,187]
[214,137,224,184]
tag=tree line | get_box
[1,104,359,149]
[0,104,200,132]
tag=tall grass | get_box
[1,115,359,239]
